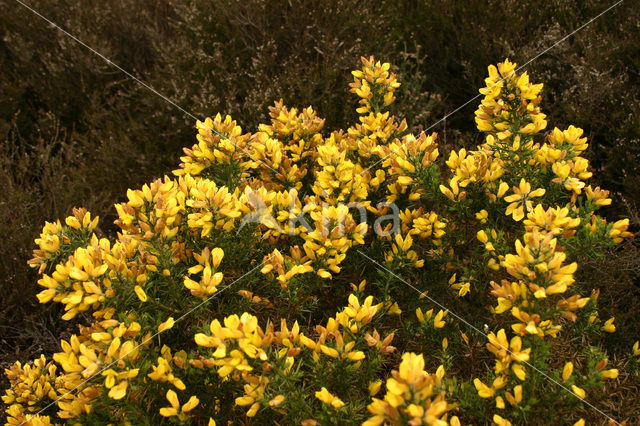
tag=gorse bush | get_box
[3,1,639,381]
[3,57,638,425]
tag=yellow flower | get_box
[505,385,523,407]
[496,181,510,199]
[108,380,127,400]
[385,301,402,315]
[512,364,526,381]
[315,387,345,409]
[433,310,447,328]
[185,247,226,298]
[584,185,611,206]
[269,395,285,407]
[504,179,545,221]
[571,385,586,399]
[320,345,339,358]
[11,55,637,426]
[160,390,199,420]
[609,219,633,243]
[364,353,451,425]
[235,381,266,417]
[456,282,471,297]
[147,357,186,390]
[2,355,64,417]
[386,233,424,268]
[562,362,573,381]
[475,209,489,223]
[602,317,616,333]
[397,175,413,186]
[134,285,147,302]
[493,414,512,426]
[548,125,588,153]
[369,381,382,396]
[473,378,495,398]
[158,317,175,332]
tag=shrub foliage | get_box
[3,57,638,425]
[2,2,639,382]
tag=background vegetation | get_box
[1,0,638,421]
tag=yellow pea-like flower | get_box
[134,285,147,302]
[158,317,175,332]
[108,380,127,400]
[603,317,616,333]
[473,378,495,398]
[315,387,345,409]
[368,381,382,396]
[562,362,573,381]
[571,385,585,399]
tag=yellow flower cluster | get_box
[438,58,633,320]
[159,389,199,420]
[193,294,394,419]
[456,60,634,423]
[503,179,545,221]
[473,329,530,404]
[364,353,459,426]
[184,247,225,298]
[174,114,251,179]
[28,207,99,274]
[2,356,62,420]
[315,387,345,409]
[255,100,324,188]
[475,59,546,137]
[54,319,143,406]
[148,351,186,391]
[350,56,401,115]
[36,234,111,320]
